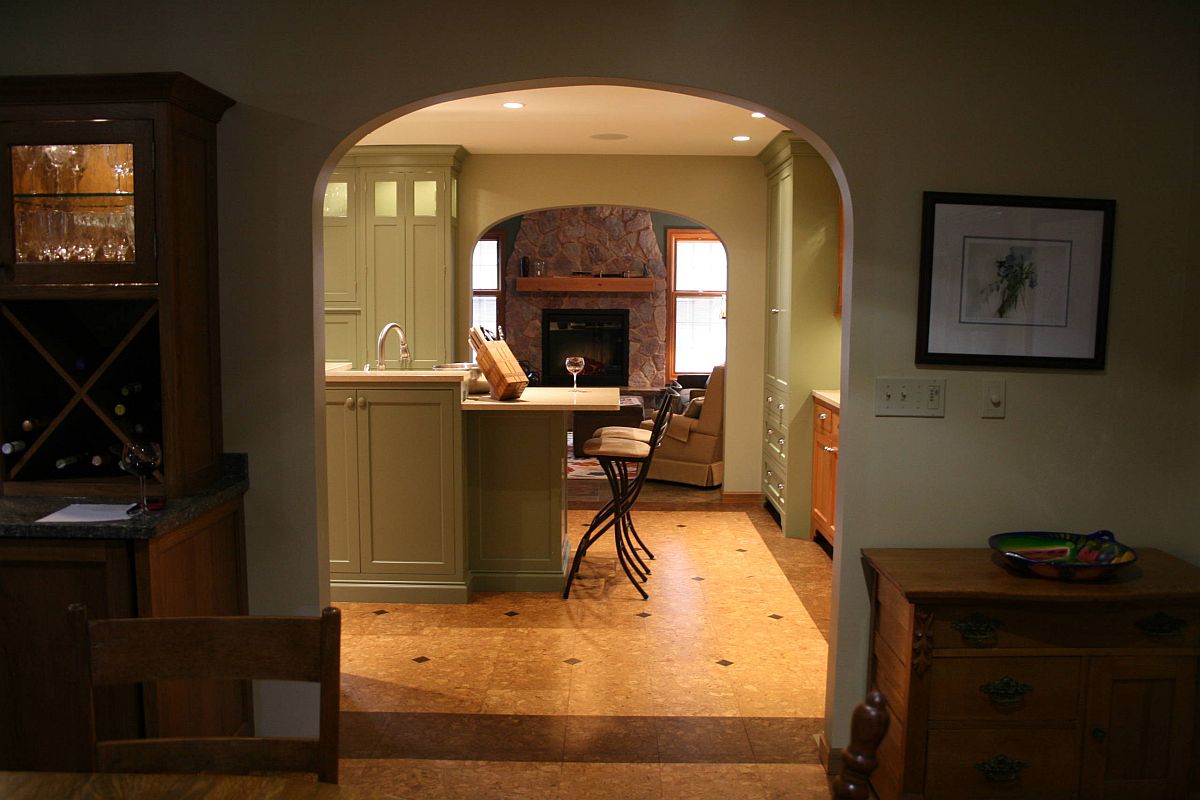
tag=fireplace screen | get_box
[541,309,629,387]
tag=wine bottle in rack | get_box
[90,452,115,468]
[2,439,28,456]
[119,381,145,397]
[55,453,88,470]
[21,418,45,433]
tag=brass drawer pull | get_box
[975,754,1027,783]
[952,613,1000,644]
[1135,612,1186,637]
[979,675,1031,706]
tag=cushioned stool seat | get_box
[591,426,653,443]
[582,436,651,458]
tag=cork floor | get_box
[337,501,834,798]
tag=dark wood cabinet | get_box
[863,548,1200,800]
[0,73,233,498]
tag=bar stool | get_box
[563,388,676,600]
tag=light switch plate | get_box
[874,378,946,417]
[981,378,1006,418]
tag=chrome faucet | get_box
[373,322,412,370]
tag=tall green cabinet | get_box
[757,134,842,538]
[322,146,464,368]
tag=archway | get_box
[312,78,854,762]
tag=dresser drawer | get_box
[925,728,1079,800]
[931,605,1200,651]
[930,656,1081,722]
[764,389,788,424]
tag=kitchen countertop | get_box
[812,389,841,409]
[462,386,619,412]
[325,364,470,385]
[0,453,249,540]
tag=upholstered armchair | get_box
[640,365,724,487]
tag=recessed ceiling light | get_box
[750,112,766,119]
[590,132,629,140]
[501,101,524,109]
[732,135,751,142]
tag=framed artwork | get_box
[916,191,1115,368]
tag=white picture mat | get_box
[927,203,1106,359]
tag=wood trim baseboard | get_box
[720,491,762,504]
[818,731,841,775]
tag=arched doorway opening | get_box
[312,78,854,770]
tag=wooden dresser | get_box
[862,548,1200,800]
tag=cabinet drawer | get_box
[814,402,836,436]
[931,605,1200,651]
[925,728,1079,800]
[930,657,1081,722]
[763,417,788,462]
[763,454,787,507]
[764,389,788,423]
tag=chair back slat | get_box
[69,604,340,784]
[97,736,320,776]
[88,616,323,685]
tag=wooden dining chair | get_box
[68,604,341,783]
[830,689,889,800]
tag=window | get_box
[667,228,727,378]
[471,232,503,338]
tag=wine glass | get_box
[121,440,162,514]
[565,356,585,392]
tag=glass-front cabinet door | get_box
[0,119,156,286]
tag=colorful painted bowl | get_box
[988,530,1138,581]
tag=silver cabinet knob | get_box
[766,470,774,478]
[766,396,773,404]
[770,308,781,314]
[777,482,784,491]
[778,437,785,446]
[344,397,354,410]
[777,403,784,411]
[823,445,838,453]
[357,396,367,410]
[818,412,828,420]
[767,427,774,436]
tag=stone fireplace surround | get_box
[501,206,669,388]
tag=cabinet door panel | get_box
[322,169,358,304]
[324,310,363,367]
[407,215,444,369]
[325,389,361,573]
[358,388,456,575]
[366,171,405,366]
[925,728,1079,800]
[1082,656,1194,799]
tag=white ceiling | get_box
[357,85,788,156]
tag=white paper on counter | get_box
[36,503,140,523]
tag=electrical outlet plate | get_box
[875,378,946,417]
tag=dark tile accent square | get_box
[655,717,753,762]
[676,524,687,528]
[563,657,582,665]
[736,548,748,552]
[372,609,389,615]
[503,611,519,617]
[691,577,705,582]
[768,614,783,620]
[743,717,823,763]
[412,656,430,663]
[716,659,733,667]
[636,612,652,618]
[471,714,566,761]
[565,715,659,762]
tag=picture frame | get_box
[916,191,1115,369]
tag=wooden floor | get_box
[336,485,836,798]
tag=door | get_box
[325,389,361,573]
[357,387,458,577]
[764,163,792,387]
[1081,656,1195,799]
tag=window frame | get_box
[470,229,505,337]
[665,227,726,380]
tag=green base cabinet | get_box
[327,385,467,603]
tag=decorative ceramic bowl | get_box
[988,530,1137,581]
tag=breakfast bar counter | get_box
[324,364,617,602]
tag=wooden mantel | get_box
[515,277,654,293]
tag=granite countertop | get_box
[0,453,249,540]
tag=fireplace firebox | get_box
[541,309,629,387]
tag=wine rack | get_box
[0,73,234,498]
[0,299,164,494]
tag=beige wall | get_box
[3,2,1197,745]
[456,154,766,491]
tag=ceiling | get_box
[356,85,788,156]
